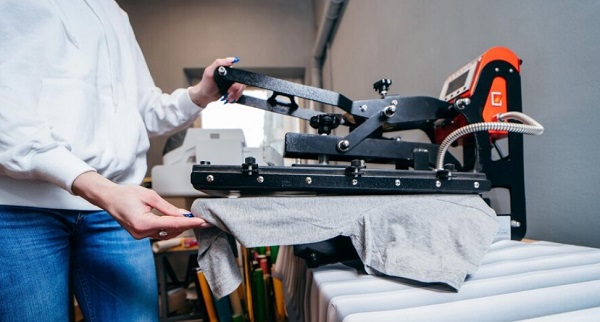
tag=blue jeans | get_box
[0,205,159,322]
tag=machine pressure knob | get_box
[310,114,341,135]
[373,79,392,98]
[242,157,258,175]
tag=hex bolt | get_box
[454,98,471,110]
[382,105,396,117]
[206,175,214,182]
[338,140,350,151]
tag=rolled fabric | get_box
[152,237,183,253]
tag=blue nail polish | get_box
[218,95,225,102]
[183,212,194,218]
[232,57,240,64]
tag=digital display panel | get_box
[445,71,469,96]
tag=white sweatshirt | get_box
[0,0,202,210]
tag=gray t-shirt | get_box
[192,194,498,299]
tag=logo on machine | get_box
[490,91,503,107]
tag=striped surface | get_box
[276,240,600,322]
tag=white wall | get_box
[116,0,316,172]
[324,0,600,247]
[118,0,315,92]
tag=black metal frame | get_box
[193,59,527,239]
[461,61,527,239]
[192,161,490,196]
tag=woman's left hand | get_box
[188,56,246,107]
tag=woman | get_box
[0,0,244,320]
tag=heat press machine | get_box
[190,47,543,264]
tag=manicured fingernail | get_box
[183,212,194,218]
[228,99,237,104]
[200,222,214,228]
[232,57,240,64]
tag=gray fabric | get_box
[192,194,498,299]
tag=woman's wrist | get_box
[72,171,116,207]
[188,85,211,108]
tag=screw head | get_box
[206,175,214,182]
[305,177,312,184]
[382,105,396,117]
[257,176,264,183]
[338,140,350,151]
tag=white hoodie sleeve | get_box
[115,8,203,138]
[0,1,95,193]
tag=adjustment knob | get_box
[373,79,392,98]
[309,114,341,135]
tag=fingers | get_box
[227,83,246,103]
[204,56,239,79]
[219,83,245,104]
[211,56,245,103]
[213,56,238,68]
[177,209,214,227]
[149,195,184,217]
[149,198,214,231]
[191,56,244,107]
[136,211,213,240]
[223,56,240,66]
[150,215,213,240]
[122,190,213,240]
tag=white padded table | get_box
[276,240,600,322]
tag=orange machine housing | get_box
[437,47,521,141]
